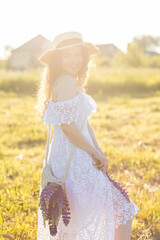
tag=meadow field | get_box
[0,67,160,239]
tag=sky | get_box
[0,0,160,59]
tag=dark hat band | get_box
[56,38,83,48]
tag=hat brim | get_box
[38,42,100,65]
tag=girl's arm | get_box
[61,121,97,156]
[87,120,104,153]
[61,122,108,174]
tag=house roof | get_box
[12,34,51,52]
[96,43,120,50]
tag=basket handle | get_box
[44,112,87,183]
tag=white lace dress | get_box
[36,91,140,240]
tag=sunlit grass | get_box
[0,67,160,239]
[1,67,160,97]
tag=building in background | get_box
[8,35,51,70]
[96,43,121,58]
[8,35,121,70]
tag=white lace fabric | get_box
[37,92,140,240]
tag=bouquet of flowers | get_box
[39,182,71,236]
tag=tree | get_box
[4,45,14,59]
[124,35,160,67]
[132,35,160,53]
[125,41,149,67]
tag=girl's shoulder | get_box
[52,75,83,103]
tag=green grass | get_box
[1,67,160,97]
[88,66,160,98]
[0,67,160,239]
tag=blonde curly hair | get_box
[36,45,95,119]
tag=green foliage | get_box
[88,67,160,97]
[94,56,112,67]
[1,67,160,98]
[123,35,160,67]
[149,55,160,68]
[131,35,160,53]
[0,60,7,69]
[0,69,41,96]
[124,42,149,67]
[95,35,160,68]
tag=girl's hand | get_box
[91,149,108,174]
[98,149,109,174]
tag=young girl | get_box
[36,31,140,240]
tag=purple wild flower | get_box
[39,182,71,237]
[91,155,130,203]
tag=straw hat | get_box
[39,31,100,65]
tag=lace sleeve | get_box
[84,94,98,119]
[53,100,79,126]
[41,92,97,126]
[42,98,79,126]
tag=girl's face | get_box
[60,45,83,78]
